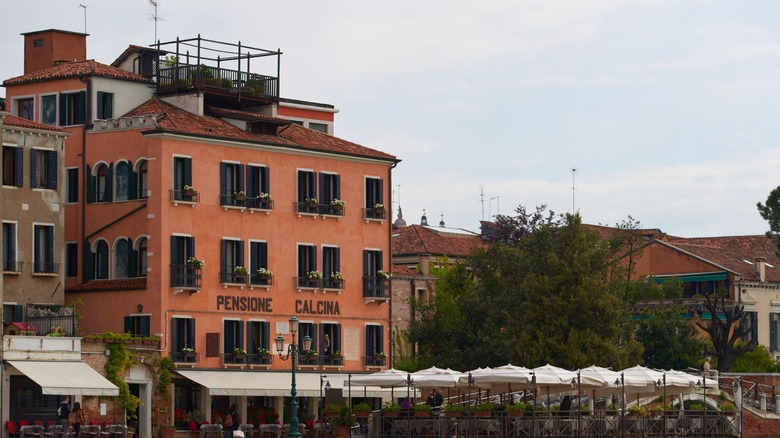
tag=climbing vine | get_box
[153,356,176,403]
[101,332,141,418]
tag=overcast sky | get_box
[3,1,780,237]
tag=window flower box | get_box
[187,257,205,269]
[183,185,196,196]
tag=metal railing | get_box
[170,189,200,203]
[3,260,23,273]
[363,277,391,299]
[157,65,278,100]
[32,262,59,274]
[171,264,202,288]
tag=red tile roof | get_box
[127,98,398,160]
[392,224,485,258]
[661,235,780,283]
[583,223,667,242]
[208,107,291,124]
[3,60,153,86]
[392,264,423,277]
[66,278,147,292]
[2,114,66,133]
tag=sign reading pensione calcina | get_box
[216,295,340,315]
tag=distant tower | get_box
[421,208,428,226]
[394,206,407,228]
[439,213,445,228]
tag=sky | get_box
[3,0,780,237]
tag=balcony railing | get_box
[171,264,202,289]
[3,261,23,273]
[363,277,391,299]
[250,274,274,287]
[321,204,345,217]
[295,201,320,215]
[171,351,199,364]
[298,354,320,366]
[363,207,387,220]
[320,355,344,367]
[221,271,248,285]
[296,277,322,289]
[220,194,247,208]
[222,353,248,365]
[170,189,200,203]
[32,262,59,275]
[157,64,278,101]
[364,355,387,367]
[323,278,345,290]
[247,354,274,366]
[246,197,273,211]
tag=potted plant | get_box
[506,402,526,417]
[331,350,343,358]
[382,401,401,417]
[443,403,465,418]
[580,404,591,416]
[606,402,619,415]
[232,190,246,201]
[187,256,205,269]
[256,267,273,278]
[323,403,341,418]
[257,192,271,201]
[233,347,246,357]
[182,346,195,358]
[650,405,664,417]
[720,403,736,415]
[376,270,391,280]
[330,198,346,208]
[373,203,385,212]
[186,409,206,425]
[352,403,371,418]
[307,271,322,286]
[628,405,646,417]
[234,265,248,278]
[474,402,495,417]
[331,406,355,438]
[305,197,319,207]
[414,403,433,417]
[183,185,196,196]
[330,271,344,286]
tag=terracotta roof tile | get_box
[392,264,423,277]
[3,114,66,133]
[208,107,291,124]
[393,224,485,258]
[661,235,780,283]
[66,278,147,292]
[3,60,153,86]
[278,124,397,161]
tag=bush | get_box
[382,402,400,413]
[474,402,495,412]
[506,403,526,412]
[414,404,433,413]
[444,404,465,413]
[353,403,371,413]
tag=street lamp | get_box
[696,376,707,438]
[275,316,312,438]
[319,375,330,422]
[656,374,666,438]
[614,373,625,438]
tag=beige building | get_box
[1,111,69,326]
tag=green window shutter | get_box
[86,165,94,203]
[14,147,23,187]
[106,163,114,202]
[77,91,86,124]
[47,151,57,189]
[59,94,67,126]
[140,316,150,337]
[29,149,38,188]
[124,316,133,334]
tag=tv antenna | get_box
[571,168,577,215]
[148,0,164,43]
[78,4,88,34]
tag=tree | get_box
[757,186,780,255]
[635,305,707,369]
[695,291,756,371]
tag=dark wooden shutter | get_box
[86,165,94,203]
[245,165,255,197]
[377,178,384,204]
[262,167,270,194]
[170,236,178,266]
[363,250,370,276]
[334,175,341,199]
[129,246,138,278]
[220,240,228,274]
[238,241,245,267]
[260,242,268,268]
[188,319,196,350]
[171,319,180,351]
[220,162,227,196]
[140,316,150,337]
[206,333,220,357]
[106,163,114,202]
[365,326,371,356]
[237,164,244,192]
[14,147,23,187]
[99,242,108,279]
[77,91,86,124]
[124,317,133,334]
[334,248,340,272]
[319,173,326,202]
[47,151,57,189]
[33,225,40,267]
[263,321,270,350]
[128,168,138,200]
[29,149,38,188]
[59,94,67,126]
[46,227,54,267]
[334,324,341,353]
[184,158,192,186]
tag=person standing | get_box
[71,402,86,438]
[323,334,331,356]
[225,403,239,438]
[58,397,70,438]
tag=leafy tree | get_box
[757,186,780,256]
[635,304,707,369]
[730,345,780,373]
[606,216,648,300]
[696,291,756,371]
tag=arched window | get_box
[94,240,109,279]
[115,161,131,201]
[115,238,132,278]
[137,160,148,199]
[95,163,111,203]
[136,237,148,277]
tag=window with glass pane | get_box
[115,161,131,201]
[3,222,16,271]
[172,317,196,352]
[366,325,384,356]
[30,149,57,189]
[33,224,54,273]
[16,98,34,121]
[114,238,132,278]
[136,237,148,277]
[41,95,57,125]
[3,146,23,187]
[223,320,244,353]
[66,168,78,202]
[94,240,109,279]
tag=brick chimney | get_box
[756,257,766,282]
[22,29,87,74]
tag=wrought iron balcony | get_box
[157,64,278,101]
[322,278,345,290]
[320,355,344,366]
[295,201,320,215]
[32,262,59,275]
[171,264,202,289]
[246,197,274,211]
[171,351,199,364]
[250,274,274,287]
[3,260,23,273]
[247,353,273,366]
[170,189,200,203]
[298,354,320,366]
[296,277,322,289]
[364,355,387,367]
[363,277,391,299]
[363,207,387,221]
[221,271,248,285]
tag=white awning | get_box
[177,370,410,399]
[9,360,119,396]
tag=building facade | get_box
[3,30,397,434]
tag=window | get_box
[742,311,758,344]
[33,38,44,48]
[93,240,109,279]
[115,238,134,279]
[320,323,341,356]
[366,325,384,357]
[96,91,114,119]
[33,224,55,274]
[66,168,78,202]
[298,322,317,353]
[297,244,317,286]
[16,98,34,121]
[365,177,384,209]
[363,250,387,297]
[247,321,271,354]
[114,161,132,201]
[137,159,148,199]
[297,170,317,212]
[246,165,270,209]
[3,222,17,272]
[319,173,341,215]
[136,237,148,277]
[29,149,57,189]
[249,241,269,285]
[172,317,196,352]
[221,239,245,283]
[2,146,23,187]
[59,91,86,126]
[220,162,244,206]
[88,163,112,203]
[41,95,57,125]
[170,235,199,288]
[173,156,192,200]
[309,122,328,133]
[322,246,341,288]
[224,320,244,356]
[65,242,78,278]
[124,315,150,337]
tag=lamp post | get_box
[655,374,666,438]
[697,376,707,438]
[275,316,312,438]
[319,374,329,423]
[732,377,742,438]
[614,373,624,438]
[531,372,536,438]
